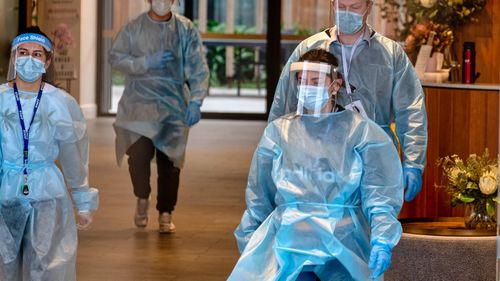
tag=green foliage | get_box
[205,20,265,88]
[291,24,314,36]
[112,69,125,86]
[378,0,487,41]
[406,0,487,29]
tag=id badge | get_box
[345,100,368,118]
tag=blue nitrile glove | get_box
[185,102,201,127]
[368,242,392,279]
[145,51,174,70]
[404,167,423,201]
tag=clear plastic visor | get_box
[285,61,338,117]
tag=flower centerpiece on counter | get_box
[380,0,488,72]
[406,0,487,30]
[436,149,498,230]
[404,21,454,65]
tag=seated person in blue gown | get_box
[229,49,404,281]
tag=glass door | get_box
[98,0,150,115]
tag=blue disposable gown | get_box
[109,12,209,168]
[269,26,427,171]
[230,110,403,281]
[0,83,98,280]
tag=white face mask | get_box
[298,85,332,112]
[152,0,173,17]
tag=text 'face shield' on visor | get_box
[284,61,338,117]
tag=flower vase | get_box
[464,203,496,230]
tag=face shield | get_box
[7,33,54,83]
[283,61,339,118]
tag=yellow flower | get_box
[479,170,498,195]
[420,0,438,8]
[448,167,462,184]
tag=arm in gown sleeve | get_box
[234,123,281,253]
[108,25,149,76]
[356,120,404,249]
[392,44,428,171]
[57,93,98,212]
[182,24,209,106]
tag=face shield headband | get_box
[290,61,339,117]
[11,33,52,52]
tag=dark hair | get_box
[298,49,338,67]
[296,49,342,81]
[17,26,55,84]
[18,26,51,39]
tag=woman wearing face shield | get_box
[229,49,403,281]
[0,26,99,280]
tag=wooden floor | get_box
[77,118,267,281]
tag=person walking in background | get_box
[0,26,99,280]
[109,0,209,233]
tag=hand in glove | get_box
[404,167,423,201]
[184,102,202,127]
[368,243,392,279]
[145,51,174,70]
[76,211,93,231]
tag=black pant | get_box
[126,136,180,214]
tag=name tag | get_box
[345,100,368,118]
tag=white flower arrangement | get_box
[436,149,499,217]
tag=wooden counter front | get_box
[399,83,500,218]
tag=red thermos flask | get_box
[462,42,476,84]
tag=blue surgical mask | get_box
[15,56,46,82]
[337,10,365,35]
[298,85,331,112]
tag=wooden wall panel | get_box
[284,0,330,33]
[399,88,499,219]
[455,1,500,84]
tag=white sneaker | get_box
[158,212,176,234]
[134,198,149,228]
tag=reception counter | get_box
[399,81,500,218]
[385,232,496,281]
[421,81,500,91]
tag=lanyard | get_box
[13,82,44,196]
[340,35,363,102]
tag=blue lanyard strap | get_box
[13,82,44,195]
